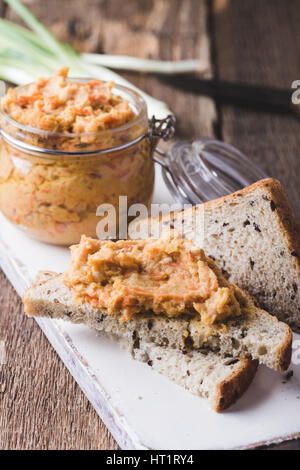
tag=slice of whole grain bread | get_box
[23,271,292,371]
[22,273,258,412]
[130,178,300,332]
[133,341,258,412]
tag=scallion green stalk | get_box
[4,0,84,73]
[82,53,200,75]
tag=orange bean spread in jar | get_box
[0,68,154,245]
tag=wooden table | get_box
[0,0,299,450]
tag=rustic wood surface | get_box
[0,0,299,450]
[213,0,300,219]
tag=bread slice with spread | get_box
[23,234,292,373]
[130,178,300,332]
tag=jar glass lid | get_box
[154,138,267,206]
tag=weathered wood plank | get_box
[2,0,215,449]
[213,0,300,219]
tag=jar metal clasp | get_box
[147,114,176,170]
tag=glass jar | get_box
[0,81,155,245]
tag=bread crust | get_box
[215,359,258,412]
[277,326,293,372]
[259,178,300,278]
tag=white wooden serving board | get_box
[0,165,300,450]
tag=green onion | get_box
[1,0,198,117]
[0,65,33,87]
[82,54,201,75]
[0,50,49,76]
[0,20,59,71]
[4,0,82,71]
